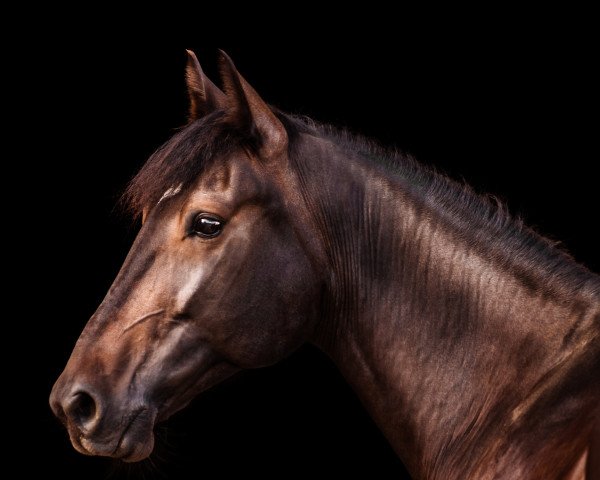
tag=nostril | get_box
[74,392,96,421]
[65,391,98,431]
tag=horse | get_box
[50,50,599,479]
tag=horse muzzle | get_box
[49,381,157,462]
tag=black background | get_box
[18,25,598,480]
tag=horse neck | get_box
[293,136,600,479]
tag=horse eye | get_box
[191,214,224,238]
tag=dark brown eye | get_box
[191,214,224,238]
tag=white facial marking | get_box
[176,266,206,311]
[157,183,183,205]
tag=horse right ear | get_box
[185,50,226,121]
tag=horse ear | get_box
[186,50,226,121]
[218,50,287,160]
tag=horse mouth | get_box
[112,408,155,462]
[76,407,157,463]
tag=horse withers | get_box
[50,51,599,479]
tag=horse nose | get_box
[50,385,100,434]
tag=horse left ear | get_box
[218,50,287,160]
[186,50,227,121]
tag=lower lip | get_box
[117,446,143,463]
[112,408,148,457]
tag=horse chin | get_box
[155,360,242,423]
[155,394,195,424]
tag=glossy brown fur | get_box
[51,51,600,479]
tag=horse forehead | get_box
[199,163,232,190]
[193,156,269,198]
